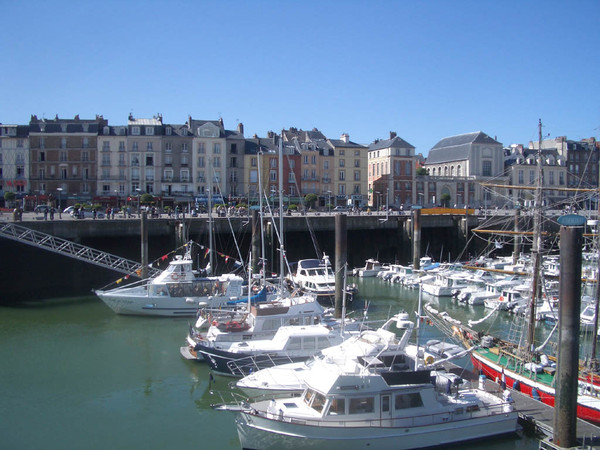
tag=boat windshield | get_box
[303,389,326,411]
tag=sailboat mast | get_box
[592,159,600,361]
[208,157,214,272]
[527,119,545,352]
[257,149,266,285]
[278,135,285,291]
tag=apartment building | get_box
[328,133,368,208]
[0,124,29,196]
[368,132,415,208]
[29,114,106,204]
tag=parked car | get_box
[34,205,50,214]
[71,209,105,219]
[332,206,348,212]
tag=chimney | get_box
[341,133,349,143]
[237,122,244,136]
[390,131,397,139]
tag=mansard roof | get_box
[368,136,414,151]
[427,131,501,164]
[328,138,367,149]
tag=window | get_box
[146,155,154,166]
[270,170,277,181]
[164,154,173,166]
[231,143,237,154]
[61,138,67,149]
[102,141,110,151]
[166,127,172,136]
[518,170,523,184]
[147,142,153,151]
[311,155,316,164]
[549,171,554,185]
[394,393,423,409]
[230,157,237,168]
[288,173,295,183]
[180,169,189,182]
[213,157,221,168]
[270,158,277,168]
[181,155,188,166]
[198,142,205,154]
[328,398,345,415]
[145,167,154,181]
[132,156,140,167]
[338,184,346,195]
[339,170,345,181]
[39,151,46,162]
[349,397,374,414]
[182,143,188,152]
[251,157,257,167]
[145,127,154,135]
[131,127,140,135]
[339,159,345,167]
[324,160,329,169]
[165,142,172,152]
[83,138,89,148]
[303,155,308,164]
[198,157,205,168]
[213,143,221,154]
[355,159,360,168]
[82,151,89,162]
[102,155,110,165]
[559,172,565,185]
[132,142,139,151]
[482,160,492,177]
[353,184,360,194]
[60,151,67,162]
[290,160,295,169]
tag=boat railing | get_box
[227,353,299,377]
[243,394,514,428]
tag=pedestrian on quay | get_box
[50,207,55,221]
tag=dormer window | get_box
[166,127,172,136]
[146,127,154,135]
[131,127,140,136]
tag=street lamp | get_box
[57,188,63,219]
[136,188,142,215]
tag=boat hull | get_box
[471,351,600,425]
[95,290,204,317]
[236,409,518,450]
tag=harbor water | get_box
[1,278,545,449]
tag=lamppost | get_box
[327,190,331,213]
[136,188,142,215]
[57,188,63,219]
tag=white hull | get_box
[96,287,239,317]
[236,410,518,450]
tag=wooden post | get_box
[334,214,347,318]
[553,221,583,448]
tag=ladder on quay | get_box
[0,222,161,278]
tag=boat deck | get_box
[443,363,600,446]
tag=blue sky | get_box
[2,0,599,155]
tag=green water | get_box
[0,279,543,449]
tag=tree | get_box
[304,193,318,209]
[440,193,451,207]
[416,167,428,176]
[140,193,155,205]
[4,191,16,207]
